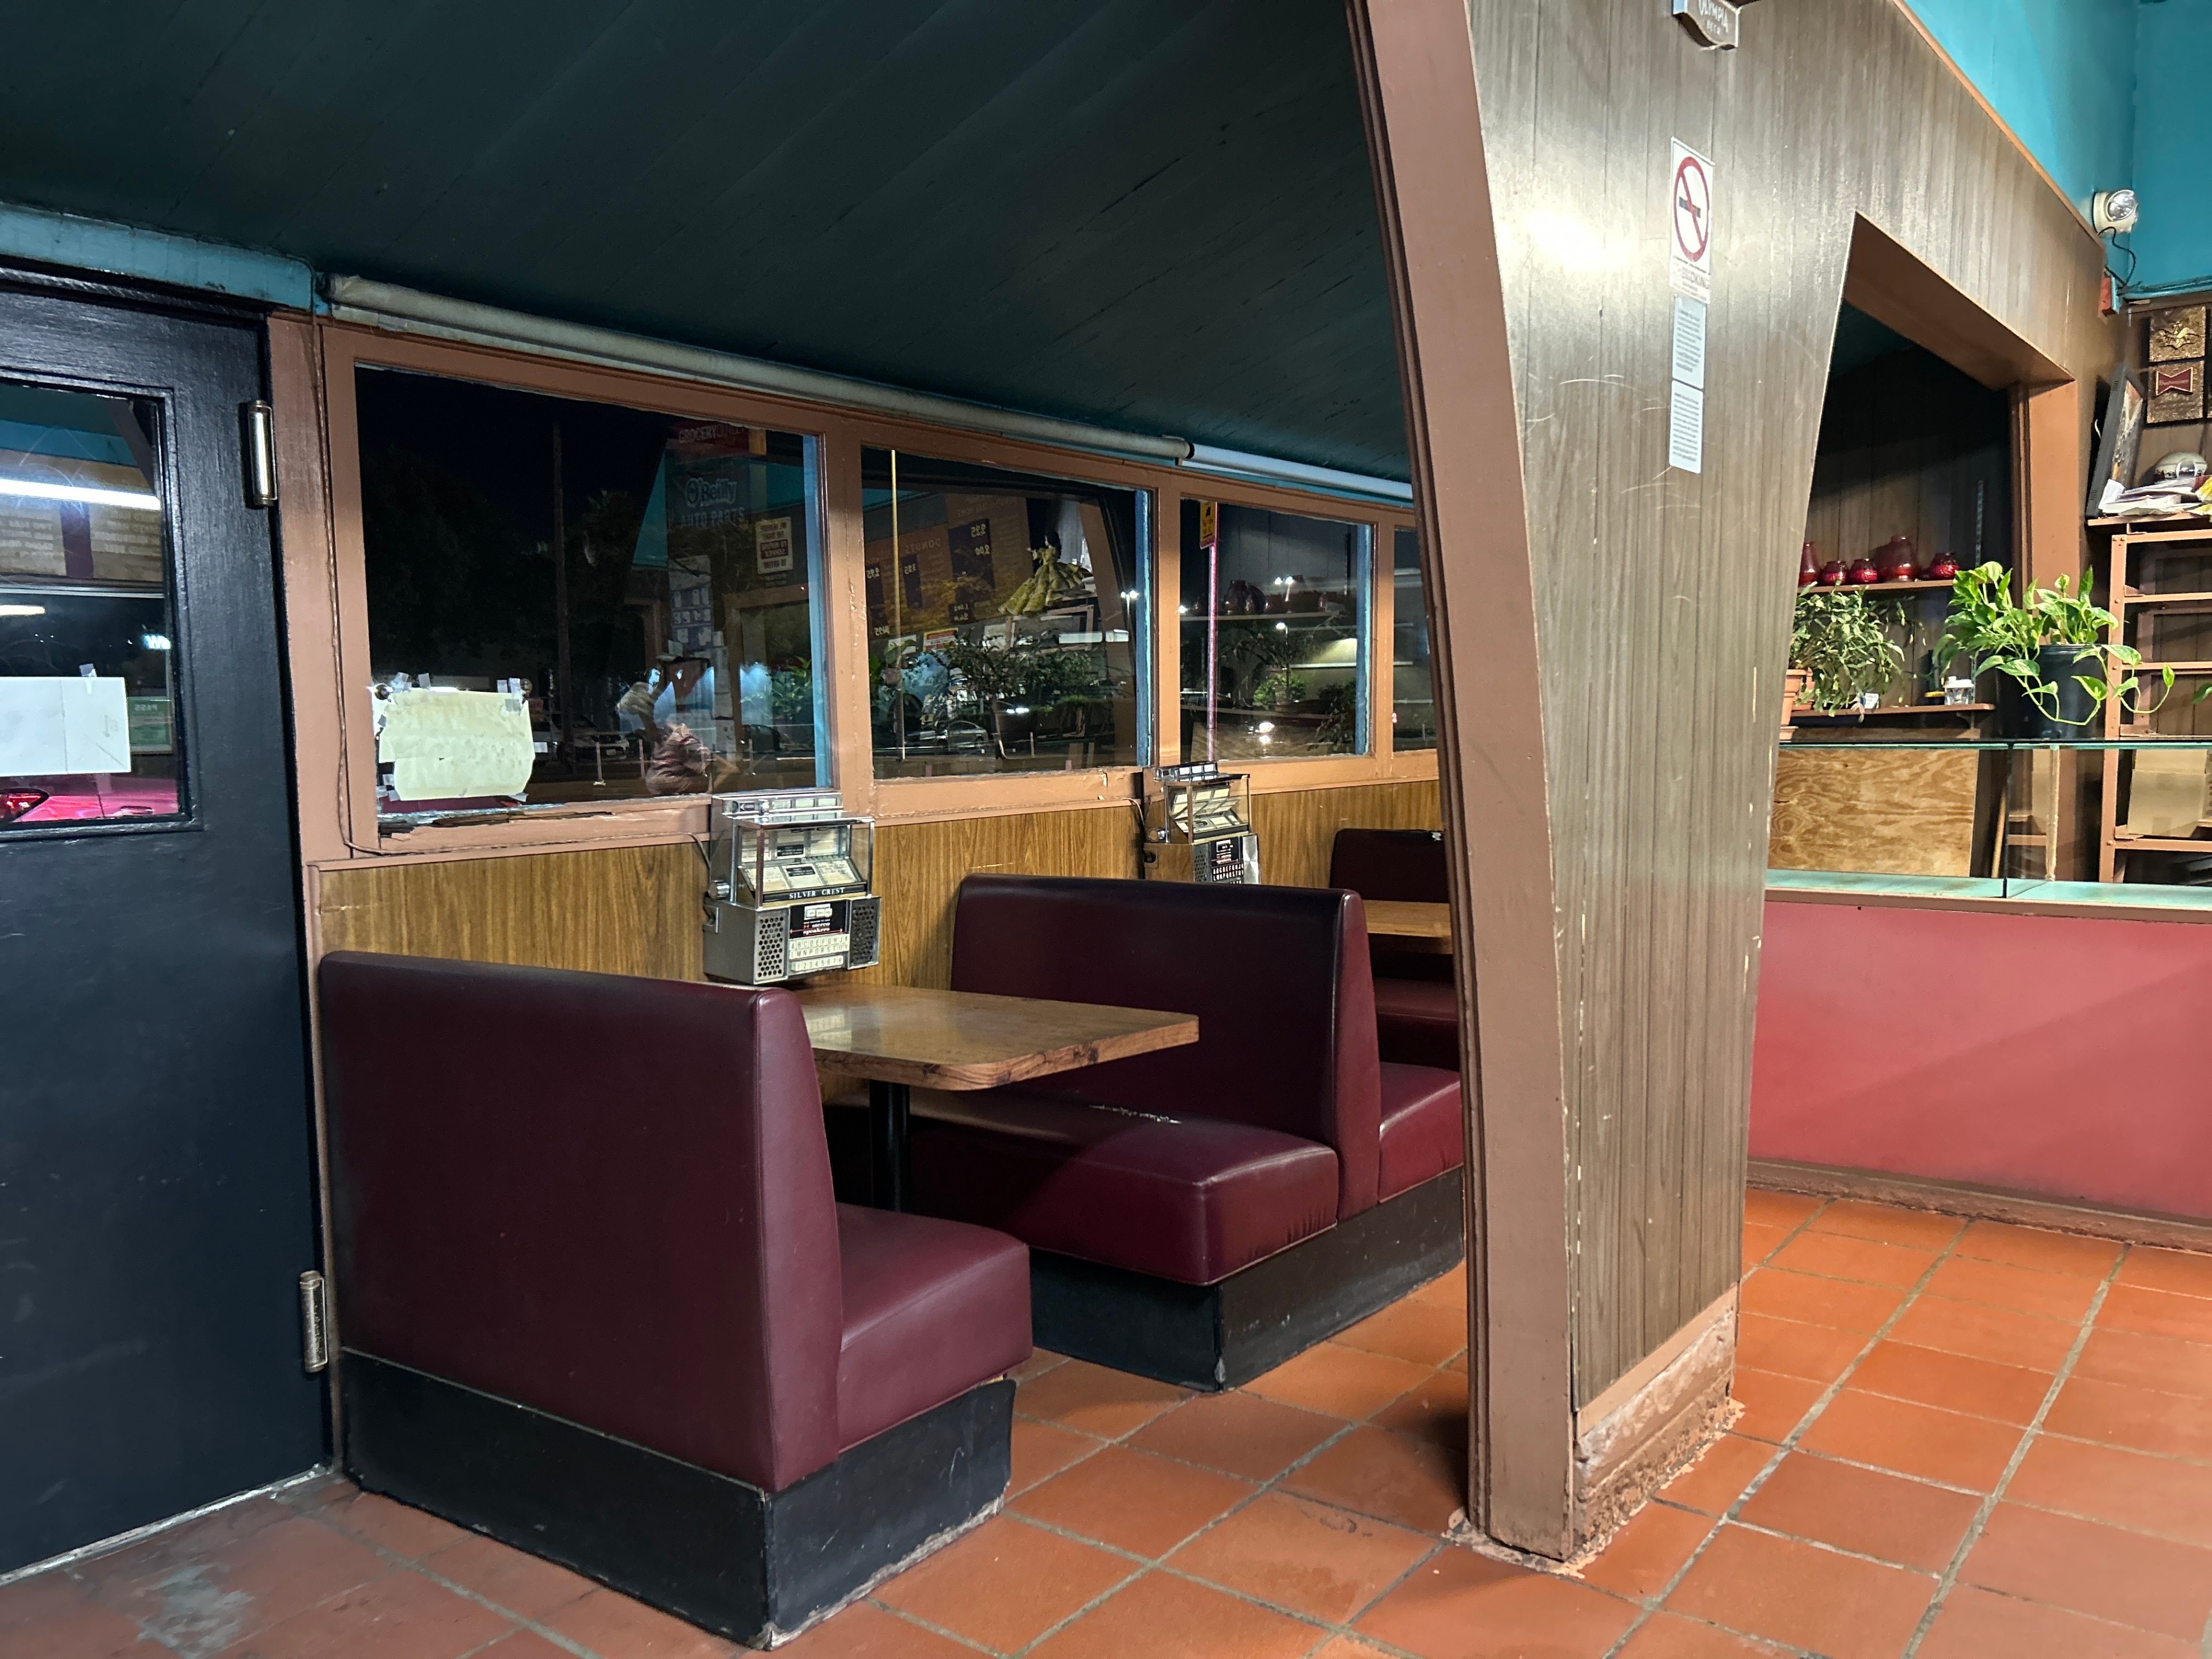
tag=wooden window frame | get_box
[284,319,1434,867]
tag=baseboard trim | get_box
[1570,1290,1737,1551]
[1749,1159,2212,1253]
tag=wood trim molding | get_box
[1347,0,1576,1558]
[1750,1160,2212,1253]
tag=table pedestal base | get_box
[869,1079,911,1213]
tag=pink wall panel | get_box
[1750,899,2212,1219]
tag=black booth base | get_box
[342,1353,1013,1649]
[1032,1168,1466,1390]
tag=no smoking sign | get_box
[1668,140,1715,301]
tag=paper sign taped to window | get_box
[0,675,132,775]
[377,688,535,801]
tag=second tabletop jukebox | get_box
[703,790,882,984]
[1139,762,1260,884]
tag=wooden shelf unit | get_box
[2099,525,2212,883]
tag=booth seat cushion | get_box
[1374,977,1460,1071]
[910,1090,1341,1286]
[1378,1063,1464,1200]
[835,1205,1032,1452]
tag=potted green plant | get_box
[1934,563,2168,738]
[1790,588,1906,714]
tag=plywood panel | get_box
[1768,748,1982,876]
[1251,778,1443,888]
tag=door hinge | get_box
[242,401,278,508]
[299,1269,329,1373]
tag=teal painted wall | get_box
[2132,0,2212,294]
[1899,0,2138,215]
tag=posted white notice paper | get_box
[377,688,536,801]
[0,676,133,775]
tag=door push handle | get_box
[241,401,277,508]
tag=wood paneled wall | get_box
[310,780,1442,991]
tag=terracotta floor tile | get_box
[1846,1339,2054,1425]
[1614,1612,1791,1656]
[1656,1436,1775,1517]
[1737,1268,1904,1333]
[1732,1313,1868,1383]
[229,1570,517,1659]
[2007,1433,2212,1547]
[1922,1256,2100,1321]
[421,1533,597,1621]
[1279,1424,1466,1533]
[307,1490,471,1560]
[1335,1297,1468,1366]
[1917,1584,2196,1659]
[1014,1358,1189,1439]
[1445,1349,1469,1373]
[1740,1223,1788,1271]
[1012,1348,1069,1380]
[1368,1366,1468,1453]
[87,1510,386,1652]
[1887,1296,2082,1371]
[1356,1546,1637,1658]
[1245,1343,1434,1419]
[2118,1245,2212,1301]
[0,1571,151,1659]
[1728,1368,1826,1444]
[471,1634,577,1659]
[1807,1198,1965,1251]
[1309,1641,1403,1659]
[1010,1417,1104,1495]
[1768,1230,1936,1290]
[1796,1391,2024,1491]
[1663,1523,1933,1659]
[1576,1498,1712,1600]
[1410,1262,1467,1311]
[1960,1501,2212,1641]
[1129,1391,1342,1482]
[1168,1491,1434,1622]
[2075,1325,2212,1397]
[1027,1569,1318,1659]
[1953,1219,2122,1279]
[1743,1190,1822,1230]
[872,1514,1132,1651]
[2046,1374,2212,1462]
[1736,1452,1980,1571]
[2101,1283,2212,1346]
[1012,1444,1256,1556]
[775,1602,980,1658]
[545,1588,740,1657]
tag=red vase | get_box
[1798,541,1820,588]
[1925,553,1959,580]
[1847,556,1881,585]
[1819,560,1847,585]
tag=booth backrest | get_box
[948,876,1381,1218]
[1328,828,1449,903]
[319,952,844,1494]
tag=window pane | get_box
[1179,501,1368,762]
[863,448,1146,779]
[357,368,825,821]
[1393,527,1437,752]
[1,380,183,830]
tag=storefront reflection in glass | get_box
[863,448,1146,778]
[1,379,183,830]
[1392,527,1437,752]
[355,368,825,821]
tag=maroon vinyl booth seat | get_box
[1329,828,1460,1074]
[900,876,1464,1388]
[318,952,1031,1645]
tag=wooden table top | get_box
[795,984,1199,1090]
[1364,900,1453,952]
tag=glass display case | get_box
[863,448,1146,778]
[1180,500,1368,762]
[1,380,183,830]
[355,367,826,823]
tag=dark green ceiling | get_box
[0,0,1408,478]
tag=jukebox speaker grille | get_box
[847,896,881,967]
[754,907,788,981]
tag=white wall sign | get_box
[1668,141,1715,302]
[756,515,794,577]
[0,675,132,775]
[1670,297,1707,390]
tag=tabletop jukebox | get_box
[1139,762,1260,884]
[702,791,882,984]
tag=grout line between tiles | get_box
[1899,1248,2128,1658]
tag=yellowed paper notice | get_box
[2122,747,2210,839]
[377,688,535,801]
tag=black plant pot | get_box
[2002,644,2102,741]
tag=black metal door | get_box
[0,275,322,1571]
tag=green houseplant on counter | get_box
[1790,588,1906,714]
[1934,563,2169,738]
